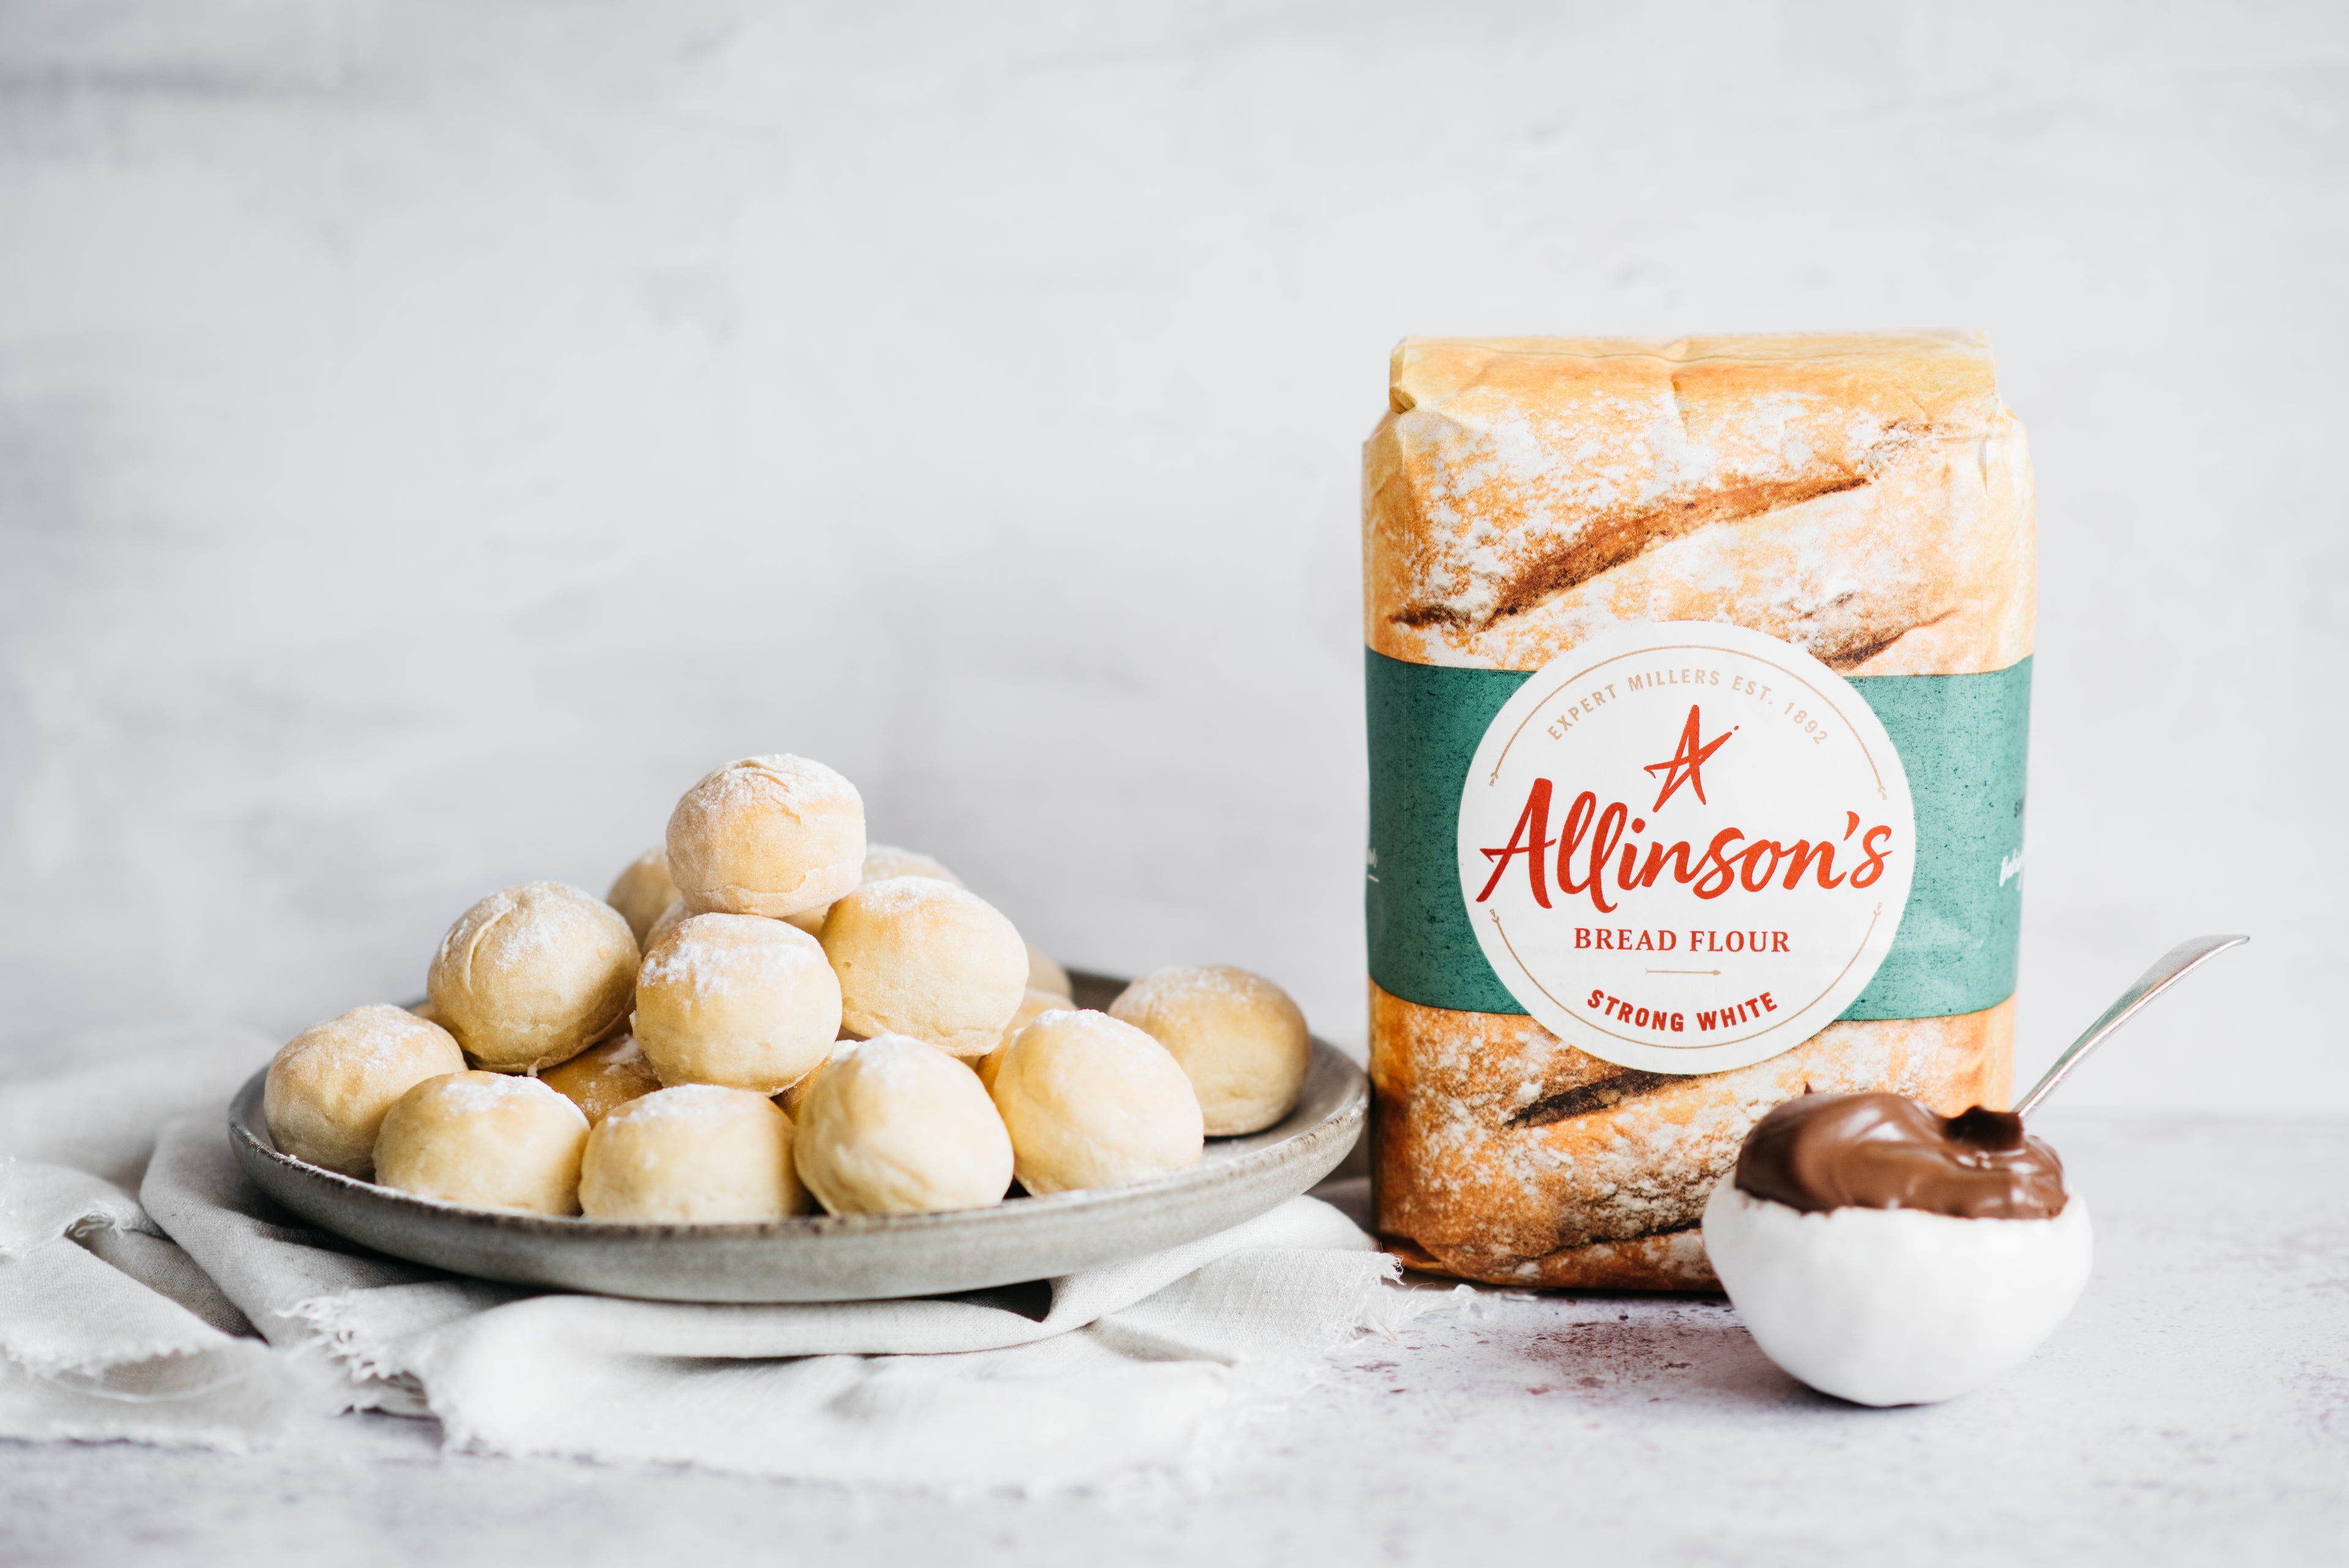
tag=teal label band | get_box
[1365,648,2029,1024]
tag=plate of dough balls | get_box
[228,753,1365,1302]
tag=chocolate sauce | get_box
[1734,1092,2067,1219]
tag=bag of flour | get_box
[1362,332,2034,1287]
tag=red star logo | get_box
[1643,705,1734,811]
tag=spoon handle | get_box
[2014,934,2249,1119]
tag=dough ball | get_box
[374,1071,588,1214]
[989,1009,1204,1195]
[1108,965,1311,1135]
[605,847,679,945]
[1026,942,1073,1001]
[264,1005,467,1178]
[666,754,865,918]
[822,877,1026,1058]
[863,844,962,886]
[975,988,1069,1093]
[579,1084,810,1222]
[407,999,445,1026]
[777,1039,855,1119]
[540,1035,662,1124]
[643,897,689,952]
[633,913,843,1092]
[779,843,963,938]
[426,882,639,1072]
[793,1035,1014,1214]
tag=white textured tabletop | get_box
[5,1115,2343,1567]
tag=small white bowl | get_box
[1702,1178,2093,1406]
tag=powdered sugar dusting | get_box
[610,1083,768,1126]
[283,1004,458,1079]
[861,845,962,886]
[833,1033,967,1093]
[1017,1008,1186,1087]
[439,882,633,984]
[420,1071,581,1123]
[1019,1006,1165,1067]
[1119,965,1283,1012]
[837,874,974,918]
[1203,966,1267,1004]
[691,755,861,827]
[640,913,827,997]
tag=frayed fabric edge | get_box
[275,1295,435,1418]
[0,1336,316,1449]
[368,1261,1461,1499]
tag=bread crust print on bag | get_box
[1362,332,2033,1288]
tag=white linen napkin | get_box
[0,1024,1425,1488]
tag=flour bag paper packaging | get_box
[1362,332,2034,1287]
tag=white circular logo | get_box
[1457,622,1915,1074]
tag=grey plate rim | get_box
[226,977,1368,1304]
[226,1040,1365,1246]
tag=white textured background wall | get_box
[2,1,2342,1110]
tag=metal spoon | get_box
[2013,934,2249,1118]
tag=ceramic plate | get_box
[226,973,1366,1302]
